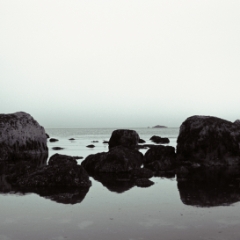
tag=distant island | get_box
[152,125,167,128]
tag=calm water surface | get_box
[1,128,240,240]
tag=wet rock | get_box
[0,112,48,161]
[86,144,95,148]
[81,146,143,173]
[49,138,59,142]
[17,154,91,188]
[144,145,176,171]
[150,135,170,144]
[135,178,154,188]
[108,129,140,150]
[177,115,240,166]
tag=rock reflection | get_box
[0,153,90,205]
[92,173,135,193]
[177,166,240,207]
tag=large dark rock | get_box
[177,115,240,166]
[0,112,48,161]
[108,129,140,149]
[81,146,143,173]
[144,145,176,171]
[177,166,240,207]
[17,154,91,188]
[150,135,170,144]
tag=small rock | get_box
[52,147,64,150]
[49,138,59,142]
[86,144,95,148]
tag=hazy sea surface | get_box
[1,128,240,240]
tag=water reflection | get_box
[91,173,135,193]
[0,153,90,204]
[177,166,240,207]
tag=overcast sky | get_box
[1,1,240,128]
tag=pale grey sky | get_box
[1,0,240,128]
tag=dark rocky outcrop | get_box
[0,112,48,161]
[108,129,140,150]
[177,115,240,166]
[150,135,170,144]
[144,145,176,171]
[177,166,240,207]
[81,146,143,173]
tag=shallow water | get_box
[1,128,240,240]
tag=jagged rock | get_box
[49,138,59,142]
[144,145,176,171]
[81,146,143,173]
[150,135,170,144]
[177,115,240,166]
[108,129,140,150]
[0,112,48,161]
[17,154,91,188]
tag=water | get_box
[1,128,240,240]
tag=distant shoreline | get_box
[152,125,167,129]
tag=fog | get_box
[1,1,240,128]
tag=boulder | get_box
[0,112,48,161]
[177,115,240,166]
[81,146,143,173]
[139,138,146,143]
[86,144,95,148]
[150,135,170,144]
[17,154,91,188]
[144,145,176,171]
[108,129,140,150]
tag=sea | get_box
[1,127,240,240]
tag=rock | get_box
[144,145,176,171]
[177,115,240,166]
[150,135,170,144]
[52,147,64,150]
[0,112,48,161]
[81,146,143,173]
[69,138,75,140]
[135,178,154,188]
[92,140,99,143]
[46,133,50,138]
[108,129,140,150]
[73,156,83,160]
[86,144,95,148]
[17,154,91,188]
[103,140,109,144]
[49,138,59,142]
[139,138,146,143]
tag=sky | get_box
[1,0,240,128]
